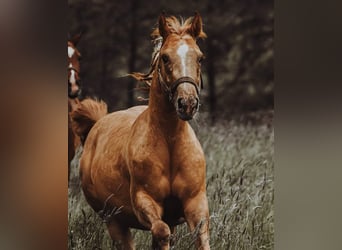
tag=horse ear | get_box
[71,32,82,46]
[158,12,170,39]
[188,12,206,39]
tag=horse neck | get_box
[147,73,186,136]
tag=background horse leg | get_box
[183,193,210,250]
[106,221,134,250]
[132,191,171,250]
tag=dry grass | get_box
[68,117,274,249]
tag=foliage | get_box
[68,0,273,117]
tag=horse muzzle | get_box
[68,80,81,98]
[175,96,199,121]
[68,86,81,98]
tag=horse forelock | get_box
[151,15,206,39]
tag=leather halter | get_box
[157,67,203,102]
[68,66,80,74]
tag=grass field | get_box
[68,115,274,249]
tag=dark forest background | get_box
[68,0,273,123]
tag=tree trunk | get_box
[127,0,138,107]
[206,38,216,124]
[205,0,217,124]
[101,2,111,102]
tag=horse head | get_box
[157,12,206,121]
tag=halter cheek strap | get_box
[158,67,203,102]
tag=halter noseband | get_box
[68,66,80,74]
[157,67,203,102]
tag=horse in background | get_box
[68,33,82,99]
[68,33,82,183]
[71,12,210,249]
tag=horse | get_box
[68,33,82,183]
[71,12,210,249]
[68,33,82,99]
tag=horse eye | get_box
[161,54,170,64]
[198,56,205,63]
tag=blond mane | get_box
[152,15,206,39]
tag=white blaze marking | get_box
[69,69,78,93]
[68,46,75,58]
[70,69,76,84]
[177,43,192,92]
[177,43,189,75]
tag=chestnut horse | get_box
[68,33,82,182]
[72,13,210,249]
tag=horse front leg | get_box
[106,221,135,250]
[131,190,171,250]
[183,192,210,250]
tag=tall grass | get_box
[68,118,274,249]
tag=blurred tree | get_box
[68,0,273,121]
[127,0,139,107]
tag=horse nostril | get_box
[177,98,185,110]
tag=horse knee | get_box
[151,220,171,250]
